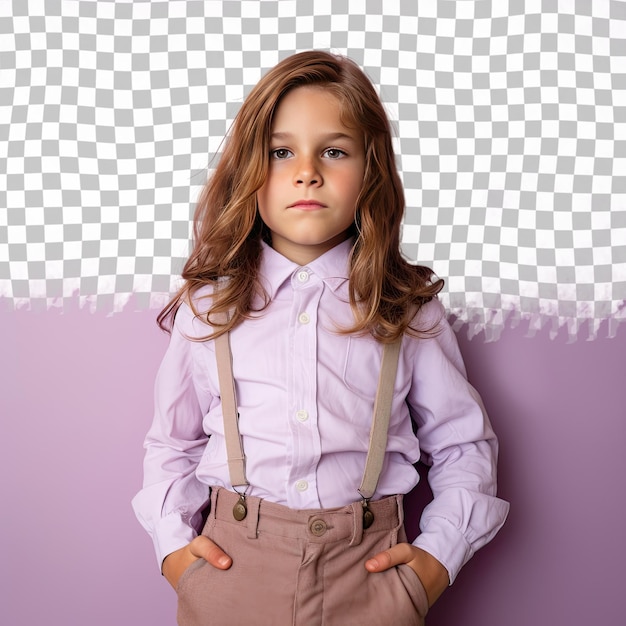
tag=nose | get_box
[293,155,322,186]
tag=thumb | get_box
[365,543,414,573]
[189,535,232,569]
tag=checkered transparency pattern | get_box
[0,0,625,339]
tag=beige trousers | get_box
[176,488,428,626]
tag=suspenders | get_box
[214,330,402,527]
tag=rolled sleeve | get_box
[131,302,214,569]
[407,301,510,583]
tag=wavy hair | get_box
[158,50,443,341]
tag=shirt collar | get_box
[259,239,352,299]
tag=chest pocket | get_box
[341,335,385,400]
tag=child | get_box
[132,50,509,626]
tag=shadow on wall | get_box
[419,315,625,626]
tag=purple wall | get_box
[1,306,624,625]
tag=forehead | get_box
[271,86,355,134]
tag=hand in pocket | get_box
[365,543,449,608]
[162,535,232,589]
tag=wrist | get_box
[409,547,450,607]
[161,545,191,586]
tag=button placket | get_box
[286,271,322,509]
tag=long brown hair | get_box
[158,50,443,341]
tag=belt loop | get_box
[348,501,364,547]
[395,494,405,527]
[246,495,261,540]
[209,487,219,520]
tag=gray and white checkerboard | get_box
[1,0,625,339]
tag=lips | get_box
[288,200,327,209]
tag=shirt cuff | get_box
[412,517,473,585]
[152,512,199,571]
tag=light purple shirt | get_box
[132,239,509,583]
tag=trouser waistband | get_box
[210,487,404,547]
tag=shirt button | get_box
[296,410,309,422]
[298,312,310,325]
[297,270,309,283]
[295,479,309,492]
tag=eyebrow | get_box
[269,131,358,143]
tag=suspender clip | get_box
[361,497,375,529]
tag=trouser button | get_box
[309,519,327,536]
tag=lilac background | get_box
[1,305,624,625]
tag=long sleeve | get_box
[132,244,509,577]
[131,302,215,568]
[407,301,510,584]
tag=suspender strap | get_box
[214,331,402,498]
[358,338,402,500]
[214,330,248,488]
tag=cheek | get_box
[344,173,365,205]
[256,171,281,206]
[256,196,268,224]
[256,185,279,230]
[256,181,270,210]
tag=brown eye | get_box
[324,148,346,159]
[271,148,292,159]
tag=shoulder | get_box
[186,284,216,313]
[173,285,216,339]
[406,299,459,353]
[405,298,467,373]
[410,298,447,333]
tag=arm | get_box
[367,301,509,604]
[131,302,231,585]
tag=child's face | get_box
[257,86,366,265]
